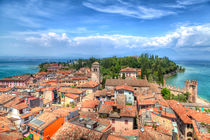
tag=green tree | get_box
[161,88,171,100]
[122,73,126,79]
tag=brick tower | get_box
[184,80,197,103]
[91,62,100,83]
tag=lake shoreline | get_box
[165,68,210,103]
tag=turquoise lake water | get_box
[0,58,69,79]
[166,60,210,101]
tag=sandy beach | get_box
[196,96,210,105]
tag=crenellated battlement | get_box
[159,80,198,103]
[160,84,185,93]
[185,80,197,86]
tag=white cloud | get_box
[83,1,175,19]
[23,23,210,51]
[177,0,210,6]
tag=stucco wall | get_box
[110,117,134,133]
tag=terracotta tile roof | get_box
[57,70,72,74]
[107,134,127,140]
[72,77,88,80]
[13,102,28,110]
[167,100,192,124]
[52,107,78,117]
[20,107,42,119]
[3,96,22,108]
[185,108,210,123]
[121,129,139,136]
[92,62,99,65]
[0,117,22,139]
[99,104,113,114]
[34,72,47,75]
[120,67,137,72]
[37,86,56,92]
[149,83,161,93]
[0,94,16,105]
[81,100,100,108]
[59,87,83,94]
[43,99,52,105]
[79,67,91,72]
[115,85,134,92]
[65,93,80,99]
[28,112,58,131]
[151,114,173,136]
[94,89,114,97]
[46,81,57,86]
[105,79,149,87]
[0,110,7,116]
[104,101,115,105]
[74,72,88,75]
[51,122,103,140]
[138,99,156,105]
[120,105,137,117]
[192,120,210,140]
[160,111,176,119]
[0,74,31,82]
[77,80,99,88]
[0,87,12,92]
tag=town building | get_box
[120,67,141,79]
[98,103,137,133]
[94,89,115,102]
[0,74,32,88]
[115,85,135,105]
[81,100,100,112]
[105,79,150,93]
[77,80,100,94]
[58,87,85,105]
[27,112,65,140]
[0,116,22,140]
[91,62,101,83]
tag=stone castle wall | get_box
[159,80,197,103]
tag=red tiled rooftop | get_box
[20,107,42,119]
[51,122,103,140]
[167,100,192,124]
[77,80,99,88]
[72,77,88,80]
[192,120,210,140]
[104,101,115,105]
[99,104,113,114]
[92,62,99,65]
[0,94,16,104]
[65,93,80,99]
[0,74,31,82]
[59,87,83,94]
[107,134,127,140]
[28,112,58,131]
[120,67,137,72]
[81,100,100,108]
[138,99,156,105]
[52,107,78,117]
[115,85,134,92]
[0,87,12,92]
[120,105,137,117]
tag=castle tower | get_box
[91,62,100,83]
[185,80,197,103]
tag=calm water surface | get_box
[166,60,210,101]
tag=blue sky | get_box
[0,0,210,59]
